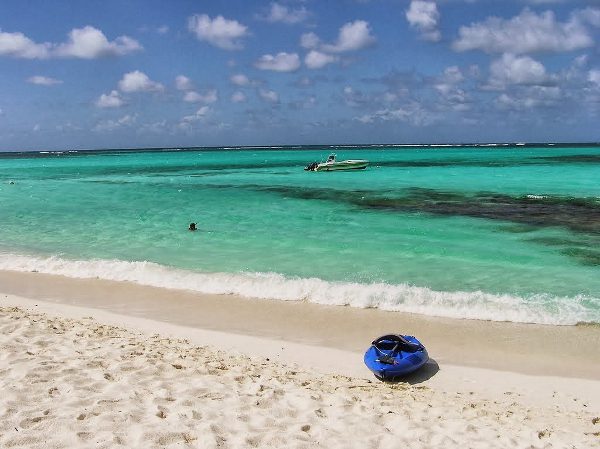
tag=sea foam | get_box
[1,253,598,326]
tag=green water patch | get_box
[72,162,295,177]
[1,161,304,182]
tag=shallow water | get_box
[1,145,599,324]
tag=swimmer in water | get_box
[189,222,197,231]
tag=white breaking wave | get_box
[526,194,548,199]
[0,253,598,326]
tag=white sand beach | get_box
[1,271,599,448]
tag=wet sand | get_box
[1,270,599,379]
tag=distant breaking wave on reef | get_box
[2,142,599,159]
[1,253,598,326]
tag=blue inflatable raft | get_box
[364,334,429,380]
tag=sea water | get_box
[1,145,599,325]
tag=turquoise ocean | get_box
[1,145,599,325]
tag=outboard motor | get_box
[304,162,319,171]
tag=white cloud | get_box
[321,20,376,53]
[157,26,169,35]
[573,7,600,28]
[94,114,136,132]
[33,124,40,132]
[305,50,338,69]
[0,30,51,58]
[357,103,434,126]
[0,26,141,59]
[589,69,600,86]
[295,76,313,88]
[55,26,141,58]
[573,54,588,68]
[95,90,124,108]
[434,66,469,105]
[300,21,375,67]
[259,89,279,103]
[260,3,309,24]
[175,75,193,91]
[183,91,201,102]
[441,66,464,84]
[231,91,247,103]
[55,121,81,132]
[27,75,62,86]
[300,32,320,49]
[406,1,441,42]
[187,14,249,50]
[118,70,164,93]
[255,52,300,72]
[436,86,469,108]
[183,89,218,104]
[496,86,561,110]
[453,8,597,54]
[140,120,167,134]
[489,53,549,87]
[288,95,317,110]
[342,86,368,107]
[181,106,211,123]
[382,92,398,103]
[230,73,250,86]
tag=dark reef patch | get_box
[242,185,600,235]
[248,184,600,265]
[372,159,528,168]
[500,224,539,233]
[560,248,600,266]
[527,236,600,266]
[536,154,600,164]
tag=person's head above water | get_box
[189,222,197,231]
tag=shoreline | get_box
[1,269,599,381]
[1,253,595,327]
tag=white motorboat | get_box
[305,153,369,171]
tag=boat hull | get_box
[314,160,368,171]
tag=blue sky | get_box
[1,0,600,150]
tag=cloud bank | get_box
[453,8,598,54]
[0,26,141,59]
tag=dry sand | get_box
[1,271,600,448]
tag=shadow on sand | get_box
[373,358,440,385]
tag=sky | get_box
[1,0,600,151]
